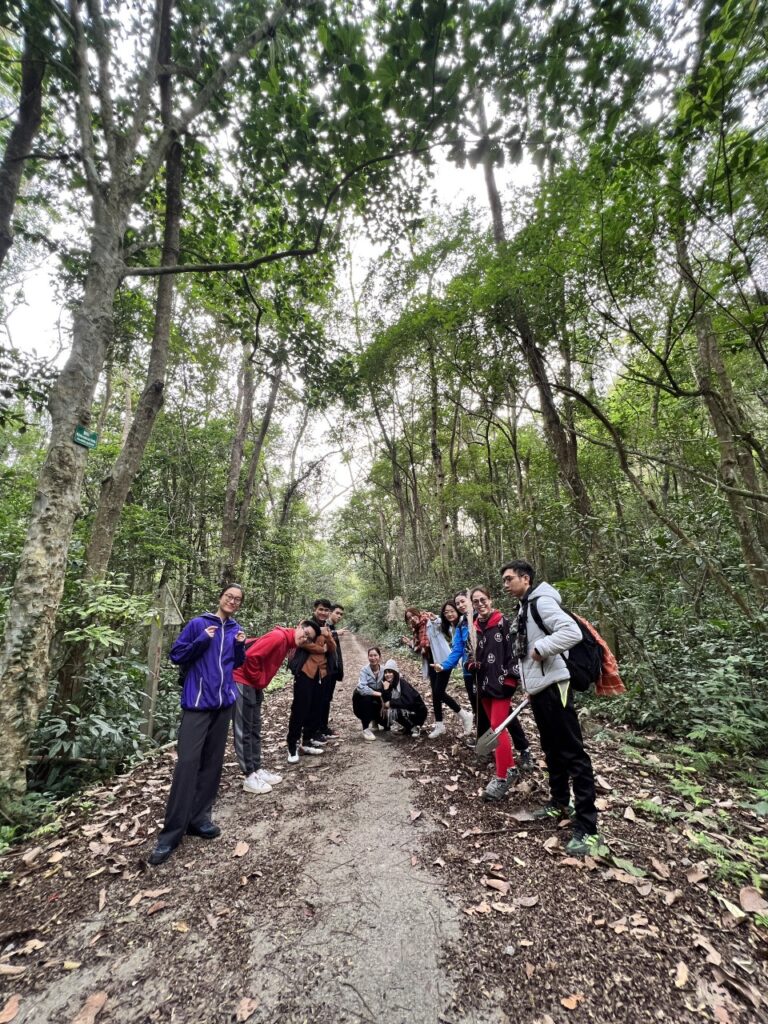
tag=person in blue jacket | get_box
[147,584,246,866]
[433,589,532,769]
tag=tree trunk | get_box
[0,211,125,802]
[0,17,47,269]
[84,2,182,580]
[218,341,256,583]
[85,143,182,579]
[676,233,768,598]
[229,363,284,574]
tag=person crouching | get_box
[380,659,427,736]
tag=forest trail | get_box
[1,635,767,1024]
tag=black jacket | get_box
[473,610,519,700]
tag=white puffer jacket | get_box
[517,582,581,696]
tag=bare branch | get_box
[68,0,104,202]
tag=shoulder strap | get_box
[527,597,550,636]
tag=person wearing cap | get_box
[380,658,427,736]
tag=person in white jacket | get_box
[501,559,605,857]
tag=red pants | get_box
[481,697,515,778]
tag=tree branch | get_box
[123,143,430,278]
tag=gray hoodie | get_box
[518,582,581,696]
[356,663,384,696]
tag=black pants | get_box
[320,676,339,731]
[157,706,233,849]
[233,683,263,775]
[390,705,427,731]
[465,673,529,750]
[428,664,460,721]
[287,672,322,751]
[530,682,597,835]
[352,690,381,729]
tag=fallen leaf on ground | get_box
[445,783,458,792]
[0,966,25,977]
[63,961,81,971]
[21,939,45,955]
[433,857,445,868]
[464,900,492,915]
[686,863,708,885]
[71,991,108,1024]
[172,922,189,933]
[514,895,540,908]
[491,902,515,915]
[233,841,249,858]
[693,934,722,966]
[674,962,689,988]
[623,806,636,821]
[542,836,559,852]
[561,992,585,1010]
[739,886,768,914]
[409,809,422,822]
[0,995,20,1023]
[714,894,747,923]
[482,877,510,896]
[21,847,41,867]
[146,901,168,915]
[235,997,259,1022]
[650,858,670,879]
[98,889,106,912]
[664,889,683,906]
[525,962,535,979]
[47,851,66,864]
[595,775,612,792]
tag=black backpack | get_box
[527,598,603,692]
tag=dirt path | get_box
[0,636,493,1024]
[2,635,767,1024]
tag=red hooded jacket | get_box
[233,626,296,690]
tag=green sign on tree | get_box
[73,426,98,450]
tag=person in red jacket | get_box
[233,620,318,787]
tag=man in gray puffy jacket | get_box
[501,559,604,857]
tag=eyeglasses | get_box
[222,594,243,604]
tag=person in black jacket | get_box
[380,659,427,736]
[319,602,346,737]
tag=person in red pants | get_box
[467,586,520,802]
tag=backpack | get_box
[528,598,603,692]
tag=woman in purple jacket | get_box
[148,584,246,866]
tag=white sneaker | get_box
[287,750,299,764]
[255,767,283,786]
[427,722,446,739]
[362,728,376,741]
[299,744,324,755]
[391,722,404,733]
[243,772,272,795]
[411,726,421,738]
[375,722,385,731]
[458,708,474,736]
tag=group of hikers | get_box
[147,560,606,866]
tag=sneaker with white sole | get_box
[427,722,446,739]
[299,744,324,755]
[458,708,474,736]
[362,728,376,741]
[243,772,272,795]
[411,726,421,738]
[255,767,283,786]
[287,749,299,764]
